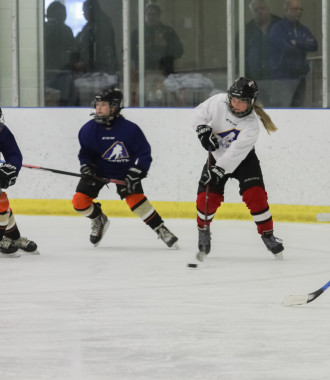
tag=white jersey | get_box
[192,93,261,174]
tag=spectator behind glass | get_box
[44,1,76,106]
[74,0,119,106]
[269,0,318,107]
[75,0,118,75]
[131,2,183,76]
[243,0,280,105]
[131,2,183,106]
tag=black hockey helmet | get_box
[227,77,258,117]
[91,87,123,124]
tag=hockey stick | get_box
[21,164,126,185]
[204,150,212,228]
[282,281,330,307]
[196,149,212,262]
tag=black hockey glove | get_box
[196,125,219,152]
[0,164,17,189]
[80,164,97,184]
[125,166,145,194]
[199,165,225,186]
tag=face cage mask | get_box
[90,100,121,125]
[227,95,254,118]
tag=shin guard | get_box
[242,186,273,234]
[196,192,223,228]
[5,210,20,240]
[126,194,163,230]
[72,192,95,217]
[0,192,10,240]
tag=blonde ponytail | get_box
[253,103,278,134]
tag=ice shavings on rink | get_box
[0,216,329,380]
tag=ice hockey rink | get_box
[0,215,329,380]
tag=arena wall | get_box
[3,107,330,222]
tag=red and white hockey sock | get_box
[196,192,223,228]
[242,186,273,234]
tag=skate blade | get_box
[22,249,40,255]
[273,251,283,260]
[94,220,110,247]
[170,242,180,250]
[0,251,21,258]
[196,251,206,262]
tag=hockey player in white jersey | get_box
[192,77,284,261]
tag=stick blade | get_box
[282,294,308,307]
[316,213,330,222]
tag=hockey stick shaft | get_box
[196,149,212,262]
[21,164,126,185]
[204,149,212,227]
[282,281,330,306]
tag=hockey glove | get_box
[199,165,225,186]
[196,125,219,152]
[125,166,145,194]
[0,163,17,189]
[80,164,97,184]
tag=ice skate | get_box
[3,236,39,255]
[90,210,110,247]
[0,238,20,258]
[261,231,284,260]
[196,226,211,262]
[156,224,179,248]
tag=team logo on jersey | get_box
[216,129,240,149]
[102,141,129,162]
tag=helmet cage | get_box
[91,88,123,125]
[227,95,255,118]
[227,77,258,118]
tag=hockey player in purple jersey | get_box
[72,87,178,248]
[0,108,39,258]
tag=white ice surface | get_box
[0,216,330,380]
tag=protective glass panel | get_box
[129,0,227,107]
[236,0,321,108]
[44,0,123,107]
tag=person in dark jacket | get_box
[245,0,280,81]
[75,0,118,75]
[44,1,76,105]
[131,2,183,76]
[269,0,318,107]
[243,0,281,105]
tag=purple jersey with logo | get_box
[0,123,23,172]
[78,116,152,179]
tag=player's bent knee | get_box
[0,192,10,213]
[72,192,94,211]
[242,186,268,211]
[125,193,146,210]
[197,192,223,213]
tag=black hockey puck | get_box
[187,263,198,268]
